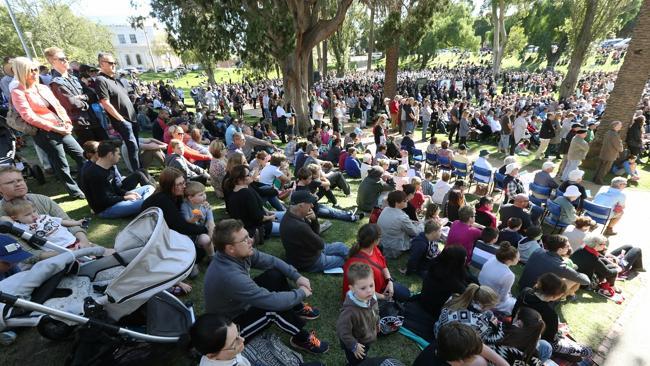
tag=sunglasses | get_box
[30,68,39,73]
[102,60,117,66]
[58,57,68,62]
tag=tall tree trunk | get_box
[492,0,506,79]
[384,40,399,98]
[583,1,650,168]
[316,42,323,77]
[308,51,314,88]
[204,60,216,85]
[366,3,375,72]
[558,0,598,101]
[419,53,431,70]
[322,40,328,79]
[281,50,310,136]
[545,35,568,70]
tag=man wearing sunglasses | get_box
[44,47,108,145]
[94,52,141,171]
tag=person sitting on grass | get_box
[519,234,590,300]
[344,147,362,178]
[478,242,520,315]
[204,219,329,354]
[563,217,596,251]
[81,140,155,219]
[376,190,421,259]
[413,322,509,366]
[402,220,443,278]
[342,223,411,302]
[446,206,484,265]
[513,273,593,361]
[434,283,504,345]
[612,154,641,185]
[493,307,552,364]
[474,196,497,229]
[516,225,543,263]
[356,166,396,212]
[280,191,349,272]
[431,171,453,205]
[470,227,500,270]
[165,139,211,185]
[336,262,380,366]
[570,233,623,300]
[497,217,523,248]
[180,181,215,261]
[294,167,359,222]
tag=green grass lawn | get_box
[2,125,647,365]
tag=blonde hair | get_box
[168,125,184,136]
[12,57,39,88]
[208,140,225,159]
[2,198,35,217]
[169,139,184,150]
[396,165,408,175]
[411,176,422,187]
[444,283,499,311]
[43,47,63,62]
[184,181,206,197]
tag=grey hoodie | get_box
[204,249,306,318]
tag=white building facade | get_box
[107,24,182,70]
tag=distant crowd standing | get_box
[0,49,648,366]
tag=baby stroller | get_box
[0,207,196,365]
[0,110,46,185]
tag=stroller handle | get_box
[0,291,180,343]
[0,220,73,254]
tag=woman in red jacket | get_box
[166,125,211,167]
[10,57,85,199]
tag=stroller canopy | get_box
[101,207,196,320]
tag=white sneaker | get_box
[319,220,333,234]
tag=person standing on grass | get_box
[95,52,141,171]
[593,120,624,185]
[560,127,589,182]
[204,219,330,355]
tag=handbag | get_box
[6,107,37,136]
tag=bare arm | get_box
[99,99,126,122]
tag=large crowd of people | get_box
[0,48,648,366]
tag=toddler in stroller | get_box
[0,208,196,364]
[0,113,45,185]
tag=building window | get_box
[125,55,132,66]
[130,34,137,44]
[136,54,142,65]
[118,34,126,44]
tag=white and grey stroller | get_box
[0,207,196,364]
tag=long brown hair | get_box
[443,283,498,311]
[223,165,249,193]
[348,223,381,258]
[156,167,184,196]
[499,307,546,362]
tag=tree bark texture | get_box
[545,35,568,70]
[492,0,507,79]
[366,3,375,72]
[322,40,328,78]
[384,40,399,99]
[583,1,650,168]
[558,0,598,101]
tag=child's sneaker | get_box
[0,331,17,346]
[296,303,320,320]
[290,330,329,354]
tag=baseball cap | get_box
[0,235,32,264]
[290,190,317,205]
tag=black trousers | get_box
[33,130,85,196]
[234,269,306,340]
[611,245,644,271]
[74,125,109,146]
[120,170,153,191]
[509,134,516,155]
[341,340,371,366]
[325,171,351,195]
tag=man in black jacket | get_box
[280,191,349,272]
[81,141,154,219]
[535,112,556,159]
[45,47,108,145]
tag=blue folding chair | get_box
[425,152,438,172]
[529,194,546,207]
[544,199,569,233]
[492,172,506,200]
[451,160,469,182]
[471,166,493,193]
[530,202,545,226]
[529,182,553,200]
[582,200,612,233]
[437,155,452,172]
[412,148,425,163]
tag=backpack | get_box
[241,331,303,366]
[6,107,37,136]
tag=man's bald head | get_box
[514,194,530,208]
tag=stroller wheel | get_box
[37,316,75,340]
[31,165,46,185]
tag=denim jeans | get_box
[421,120,430,141]
[112,119,141,170]
[390,281,412,302]
[537,340,553,362]
[499,134,510,151]
[316,205,355,222]
[33,130,85,196]
[98,185,155,219]
[304,242,349,272]
[270,211,285,236]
